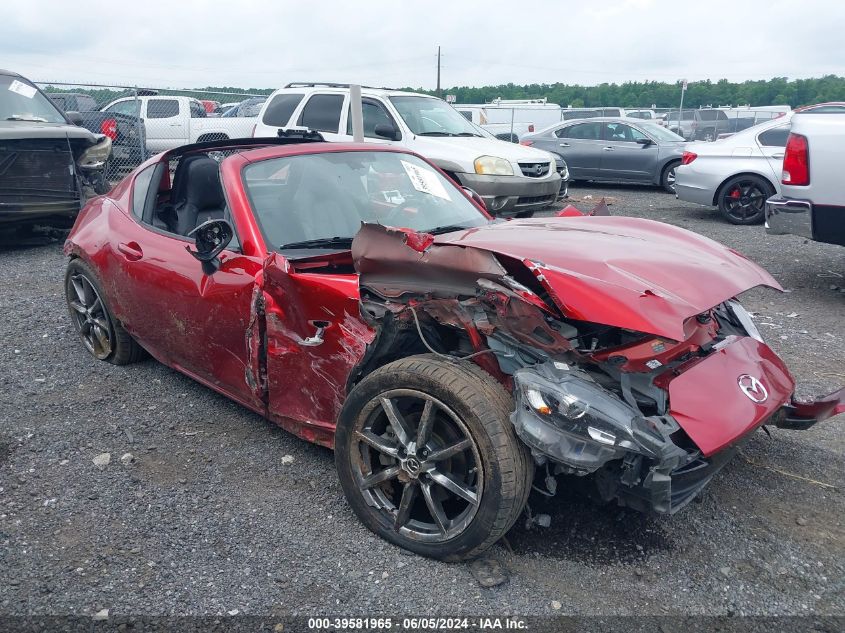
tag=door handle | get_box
[117,241,143,261]
[602,146,615,151]
[558,143,570,147]
[771,153,784,159]
[300,320,331,347]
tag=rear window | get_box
[147,99,179,119]
[297,94,344,133]
[262,93,304,127]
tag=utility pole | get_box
[436,45,441,98]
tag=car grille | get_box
[518,161,551,178]
[516,194,556,207]
[0,140,78,203]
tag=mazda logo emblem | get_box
[738,374,768,403]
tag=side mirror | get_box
[187,219,234,272]
[373,123,399,141]
[66,111,84,126]
[462,187,488,212]
[636,137,654,146]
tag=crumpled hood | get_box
[435,216,781,341]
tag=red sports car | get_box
[63,137,843,561]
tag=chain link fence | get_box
[36,81,268,185]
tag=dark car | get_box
[47,91,147,179]
[1,70,112,230]
[63,137,842,561]
[520,118,686,192]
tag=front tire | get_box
[335,355,532,561]
[65,259,143,365]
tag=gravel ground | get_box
[1,183,843,619]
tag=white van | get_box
[455,99,564,142]
[253,83,562,216]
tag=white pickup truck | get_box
[765,107,845,247]
[100,95,255,152]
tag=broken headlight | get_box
[77,136,112,170]
[511,364,660,471]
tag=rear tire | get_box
[335,355,532,561]
[716,174,773,225]
[65,258,144,365]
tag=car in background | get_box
[221,96,267,118]
[520,117,686,192]
[766,108,845,247]
[1,69,112,229]
[47,92,98,113]
[675,115,792,225]
[100,95,254,151]
[663,109,696,139]
[253,82,561,216]
[47,91,147,179]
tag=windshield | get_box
[243,151,489,257]
[389,96,483,136]
[0,75,67,123]
[639,122,685,142]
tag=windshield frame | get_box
[0,74,69,124]
[240,148,491,259]
[389,95,484,137]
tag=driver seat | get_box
[175,158,226,235]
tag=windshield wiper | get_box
[417,131,455,137]
[5,116,49,122]
[454,132,482,137]
[279,236,353,250]
[425,224,473,236]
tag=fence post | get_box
[133,87,145,160]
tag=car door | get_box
[337,97,403,144]
[598,122,655,182]
[106,159,266,411]
[295,92,347,141]
[259,261,374,447]
[551,121,604,179]
[144,98,188,152]
[755,124,790,184]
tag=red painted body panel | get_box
[667,337,795,456]
[436,216,781,341]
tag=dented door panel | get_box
[260,254,375,447]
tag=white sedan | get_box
[675,114,791,224]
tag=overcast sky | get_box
[2,0,842,92]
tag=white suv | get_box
[253,83,562,216]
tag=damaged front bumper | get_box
[510,359,844,515]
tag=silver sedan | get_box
[520,118,686,192]
[675,114,792,224]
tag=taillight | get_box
[782,133,809,185]
[681,151,697,165]
[528,124,535,132]
[100,118,118,141]
[519,140,534,146]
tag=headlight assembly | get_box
[474,155,513,176]
[78,136,113,169]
